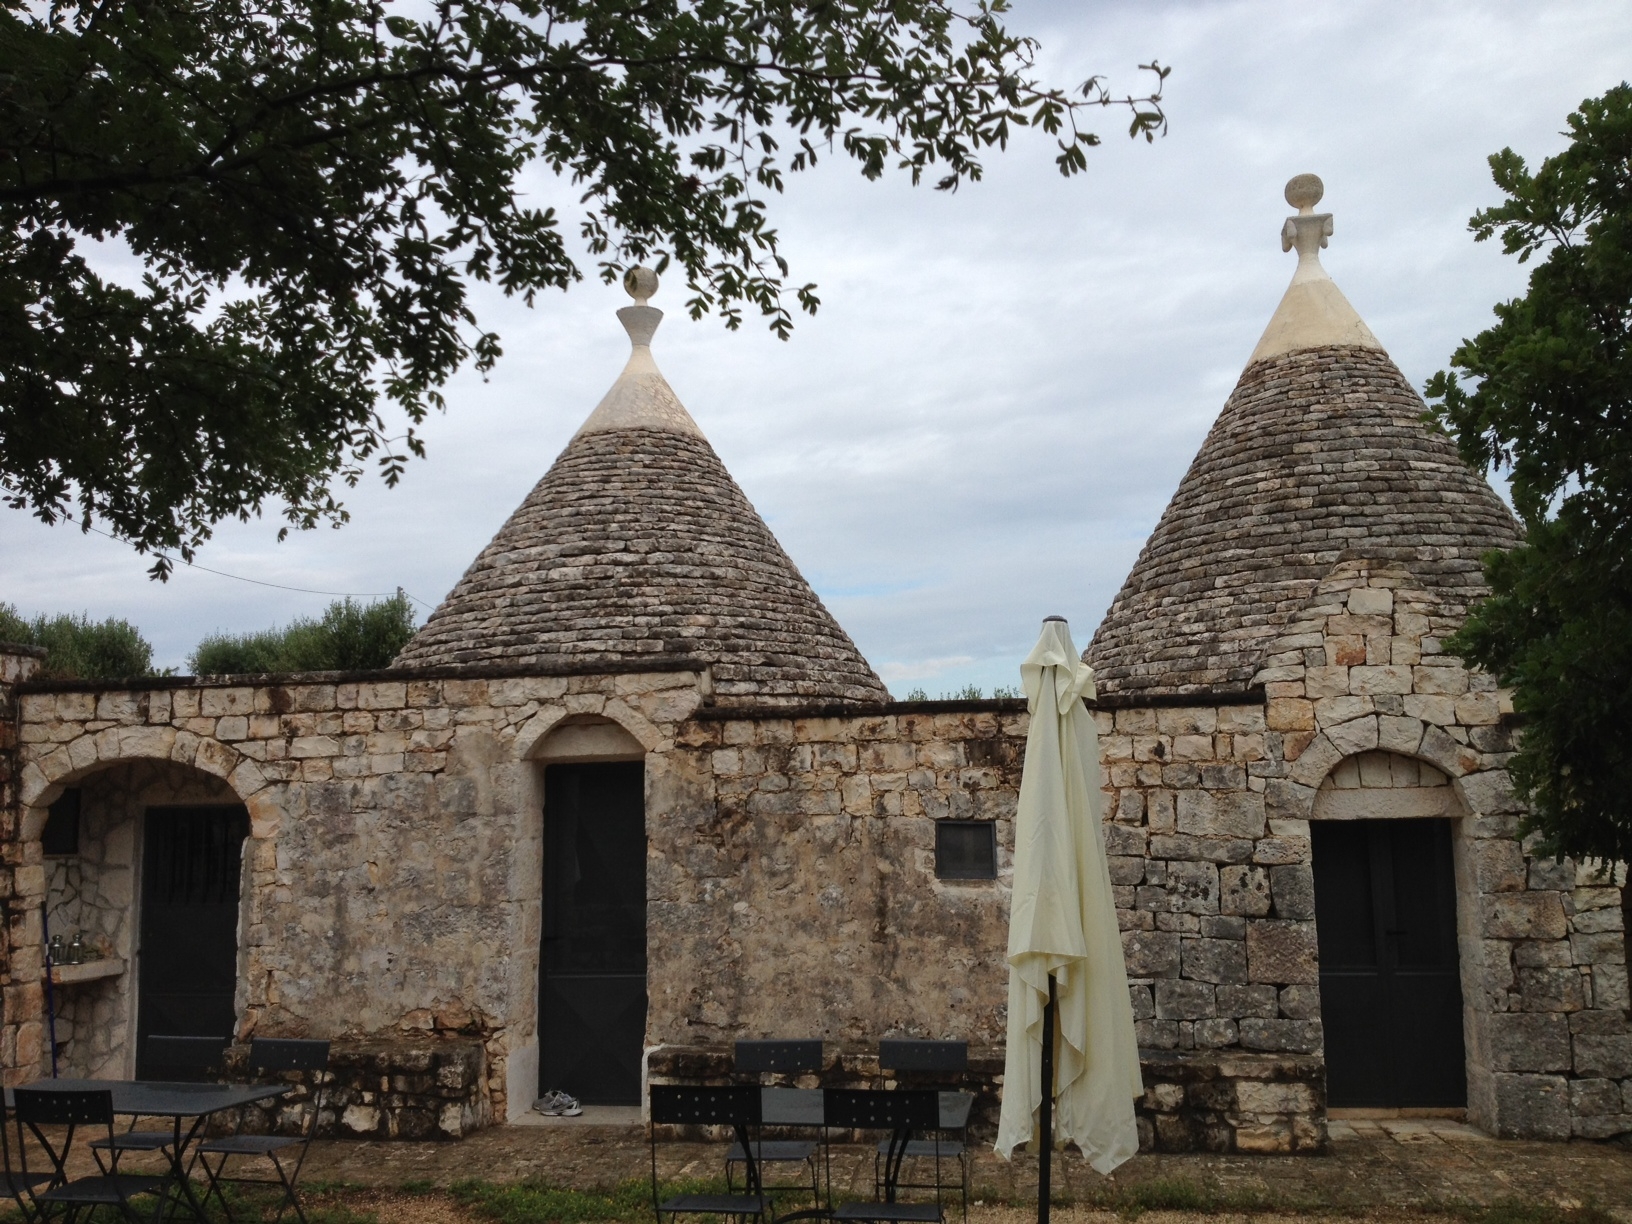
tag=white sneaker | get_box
[533,1090,583,1116]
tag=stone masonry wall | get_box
[1097,559,1630,1141]
[9,665,713,1124]
[1,644,47,1086]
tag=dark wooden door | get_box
[1313,817,1466,1108]
[540,763,646,1105]
[137,805,248,1076]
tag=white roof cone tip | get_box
[1247,173,1384,365]
[573,265,705,439]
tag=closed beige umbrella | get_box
[995,617,1141,1195]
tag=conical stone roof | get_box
[1087,175,1521,698]
[395,269,889,705]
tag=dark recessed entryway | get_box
[540,762,647,1105]
[136,805,249,1076]
[1312,817,1466,1108]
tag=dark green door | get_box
[540,763,646,1105]
[1313,818,1466,1107]
[136,805,248,1075]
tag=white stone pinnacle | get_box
[573,266,705,439]
[1247,174,1383,365]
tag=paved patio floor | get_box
[293,1117,1632,1214]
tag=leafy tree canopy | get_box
[0,0,1167,578]
[0,602,156,678]
[190,592,417,673]
[1426,83,1632,863]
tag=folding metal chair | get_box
[827,1089,945,1224]
[195,1038,330,1224]
[727,1040,824,1207]
[874,1041,970,1223]
[1,1089,54,1222]
[90,1034,229,1172]
[650,1084,769,1224]
[11,1087,171,1223]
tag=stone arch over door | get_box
[1309,749,1476,1113]
[24,758,249,1079]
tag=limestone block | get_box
[1324,716,1379,758]
[1199,915,1245,939]
[1217,984,1278,1018]
[1238,1018,1322,1054]
[1154,979,1216,1020]
[1413,664,1470,696]
[1571,1077,1621,1116]
[1180,937,1247,985]
[1176,790,1265,839]
[1489,1013,1571,1072]
[1193,1019,1238,1048]
[1217,707,1266,733]
[1236,1080,1317,1114]
[1269,865,1315,920]
[1266,700,1314,732]
[1593,965,1630,1010]
[1571,932,1627,965]
[1246,920,1318,984]
[1252,837,1309,867]
[1123,930,1181,978]
[1148,834,1252,865]
[1572,906,1625,934]
[1459,769,1521,815]
[1264,780,1316,822]
[1348,666,1411,696]
[1347,588,1393,616]
[1304,668,1350,700]
[1528,858,1575,891]
[1147,789,1176,832]
[1491,1074,1570,1139]
[1160,861,1220,915]
[1156,708,1217,736]
[1418,725,1478,776]
[1483,893,1568,941]
[1219,866,1271,917]
[1455,692,1502,726]
[1288,736,1342,788]
[1516,967,1586,1012]
[1468,839,1527,893]
[1376,716,1425,756]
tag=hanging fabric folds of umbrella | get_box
[995,617,1142,1179]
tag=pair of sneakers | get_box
[533,1089,583,1117]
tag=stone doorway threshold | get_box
[1329,1107,1467,1121]
[511,1105,642,1127]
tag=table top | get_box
[10,1078,289,1117]
[761,1086,972,1129]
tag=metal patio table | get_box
[13,1078,290,1221]
[762,1087,972,1130]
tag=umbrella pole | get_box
[1038,974,1056,1224]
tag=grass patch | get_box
[451,1176,672,1224]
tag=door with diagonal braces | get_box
[540,763,646,1105]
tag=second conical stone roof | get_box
[1087,176,1521,699]
[395,274,889,705]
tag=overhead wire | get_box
[76,522,437,611]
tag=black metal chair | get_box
[650,1084,769,1224]
[11,1087,171,1223]
[1,1089,54,1222]
[90,1034,229,1173]
[827,1089,945,1224]
[727,1040,824,1207]
[873,1041,970,1223]
[194,1037,330,1224]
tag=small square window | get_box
[43,789,81,856]
[935,820,996,880]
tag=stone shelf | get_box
[49,958,123,986]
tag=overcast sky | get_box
[4,0,1629,694]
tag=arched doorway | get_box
[35,760,247,1078]
[535,718,647,1106]
[1312,751,1466,1109]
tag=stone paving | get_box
[290,1119,1632,1213]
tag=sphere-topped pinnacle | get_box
[623,266,659,305]
[1284,173,1324,214]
